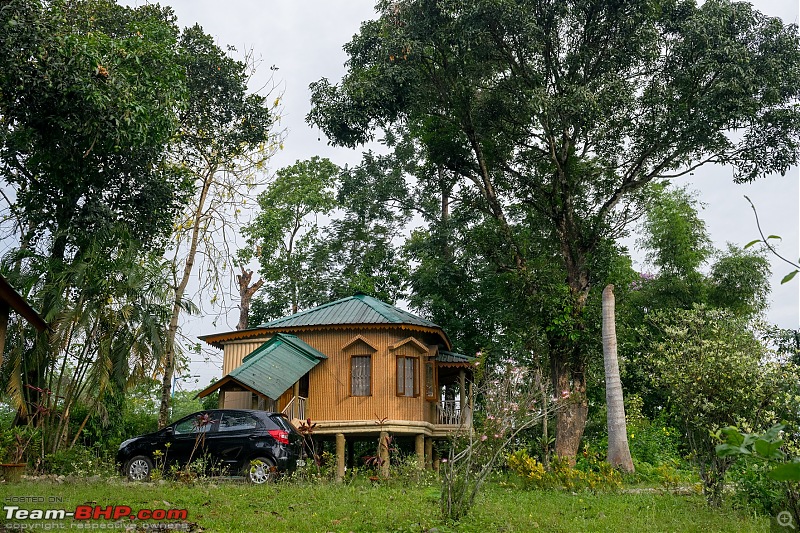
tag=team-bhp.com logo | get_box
[5,505,188,521]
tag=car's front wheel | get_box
[245,456,276,484]
[125,455,154,482]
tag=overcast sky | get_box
[123,1,799,389]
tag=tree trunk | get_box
[0,302,8,370]
[552,351,588,464]
[236,266,264,330]
[602,285,634,473]
[550,255,590,464]
[158,168,214,428]
[158,298,183,428]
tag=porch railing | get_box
[282,396,307,421]
[437,399,472,426]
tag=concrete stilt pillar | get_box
[335,433,346,482]
[432,447,440,472]
[415,434,425,470]
[425,437,433,469]
[379,431,390,478]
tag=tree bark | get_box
[236,266,264,330]
[602,285,634,473]
[552,350,588,464]
[551,254,590,464]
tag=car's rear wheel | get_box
[246,456,276,484]
[125,455,154,482]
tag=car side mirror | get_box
[164,427,174,436]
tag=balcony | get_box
[437,399,472,427]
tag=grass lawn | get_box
[0,478,768,532]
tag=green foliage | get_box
[639,186,712,279]
[642,306,798,505]
[3,245,173,454]
[715,424,800,523]
[0,0,208,454]
[40,445,116,477]
[169,390,206,423]
[176,24,275,165]
[624,396,683,467]
[389,454,438,488]
[0,425,41,464]
[244,155,411,323]
[242,157,341,320]
[629,461,695,489]
[68,394,158,457]
[0,0,189,257]
[200,391,219,411]
[727,460,787,516]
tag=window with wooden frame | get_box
[424,359,437,401]
[350,355,372,396]
[396,356,419,397]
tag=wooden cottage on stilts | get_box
[196,293,474,479]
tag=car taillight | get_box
[268,429,290,445]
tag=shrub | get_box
[641,306,795,506]
[624,395,683,466]
[507,449,622,491]
[41,445,116,477]
[389,454,438,487]
[290,450,336,483]
[728,460,786,516]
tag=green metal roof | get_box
[228,333,327,400]
[259,293,442,330]
[436,351,476,365]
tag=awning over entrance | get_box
[196,333,327,401]
[435,350,475,368]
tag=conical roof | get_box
[199,293,450,349]
[259,293,441,330]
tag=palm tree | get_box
[602,285,634,472]
[2,230,188,453]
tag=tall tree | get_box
[308,0,800,459]
[0,0,190,444]
[157,25,280,427]
[241,157,340,321]
[243,155,411,324]
[620,186,771,420]
[602,285,633,473]
[0,0,187,261]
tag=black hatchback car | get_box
[117,409,302,483]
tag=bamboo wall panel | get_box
[301,328,429,424]
[222,339,267,374]
[220,327,449,425]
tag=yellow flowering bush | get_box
[507,450,621,491]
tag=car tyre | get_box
[246,456,276,484]
[125,455,154,482]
